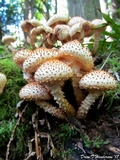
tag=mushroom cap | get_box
[53,24,70,41]
[68,16,86,27]
[13,49,32,68]
[19,82,51,100]
[47,14,70,28]
[21,19,42,33]
[0,73,7,94]
[23,48,60,73]
[79,70,118,90]
[34,59,74,84]
[2,35,16,44]
[59,40,94,71]
[91,19,106,30]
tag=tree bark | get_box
[67,0,102,21]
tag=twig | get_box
[6,104,28,160]
[99,51,115,70]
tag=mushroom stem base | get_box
[76,90,102,119]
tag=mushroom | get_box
[91,19,107,54]
[76,70,118,119]
[68,16,93,37]
[47,14,70,28]
[0,73,7,95]
[21,19,42,33]
[59,40,94,72]
[58,40,94,105]
[53,24,70,42]
[2,35,16,53]
[69,23,84,42]
[68,16,87,27]
[29,25,53,48]
[19,81,51,101]
[34,59,75,117]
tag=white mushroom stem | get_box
[36,101,66,119]
[76,90,102,119]
[92,30,103,54]
[48,83,75,117]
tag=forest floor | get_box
[26,86,120,160]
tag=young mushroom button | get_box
[34,59,75,117]
[76,70,118,119]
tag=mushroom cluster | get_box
[20,14,107,53]
[2,14,118,120]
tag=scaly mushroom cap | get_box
[59,40,94,71]
[19,82,51,100]
[23,48,60,73]
[79,70,118,90]
[0,73,7,95]
[2,35,16,45]
[34,59,74,84]
[47,14,70,28]
[13,49,32,68]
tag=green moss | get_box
[0,56,26,120]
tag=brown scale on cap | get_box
[19,82,51,101]
[34,59,75,117]
[13,49,32,68]
[76,70,118,119]
[23,48,60,73]
[0,73,7,95]
[59,39,94,72]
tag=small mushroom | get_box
[91,19,107,54]
[68,16,87,27]
[19,81,51,101]
[2,35,16,53]
[47,14,70,28]
[34,59,75,117]
[0,73,7,95]
[76,70,118,119]
[53,24,70,42]
[29,25,53,48]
